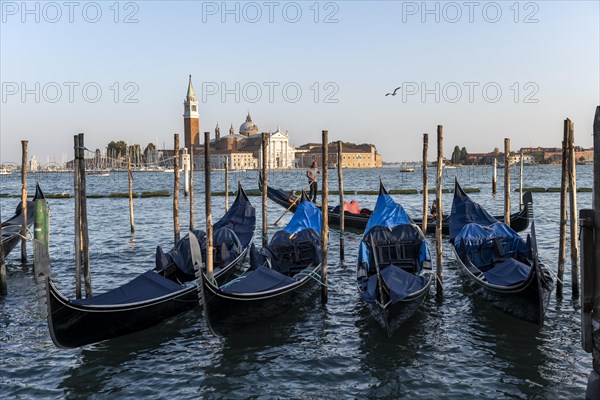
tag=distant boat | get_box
[0,168,11,175]
[399,163,414,173]
[88,170,110,176]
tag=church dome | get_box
[240,112,259,136]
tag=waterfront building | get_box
[295,142,382,169]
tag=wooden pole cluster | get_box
[74,134,92,298]
[204,132,214,283]
[557,120,570,298]
[492,158,497,195]
[128,156,135,233]
[504,138,511,226]
[225,157,229,212]
[321,130,329,304]
[173,134,180,245]
[519,149,524,209]
[261,133,268,246]
[422,134,429,233]
[567,119,579,296]
[190,147,194,230]
[21,140,28,263]
[337,140,345,262]
[435,125,443,295]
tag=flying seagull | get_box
[385,86,401,96]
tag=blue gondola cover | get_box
[222,265,297,293]
[365,265,428,302]
[482,258,531,286]
[284,200,322,235]
[358,189,428,269]
[73,271,185,306]
[449,181,498,241]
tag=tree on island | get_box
[144,143,156,154]
[107,140,127,156]
[451,146,461,165]
[451,146,470,165]
[460,147,468,163]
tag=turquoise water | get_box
[0,165,594,399]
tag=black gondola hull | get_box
[360,277,432,336]
[201,266,322,336]
[46,249,249,348]
[453,248,552,325]
[46,279,198,348]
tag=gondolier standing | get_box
[307,160,319,203]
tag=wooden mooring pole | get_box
[261,133,268,246]
[557,120,569,298]
[337,140,344,263]
[492,158,497,195]
[567,119,579,297]
[74,135,82,298]
[190,147,194,230]
[184,149,190,197]
[321,130,329,304]
[21,140,28,263]
[204,132,214,283]
[173,134,180,245]
[504,138,511,227]
[0,208,6,295]
[435,125,443,295]
[225,158,229,212]
[422,134,429,234]
[519,149,524,210]
[79,133,92,297]
[128,156,135,233]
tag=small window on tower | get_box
[192,105,197,111]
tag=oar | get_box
[273,182,312,225]
[370,235,391,336]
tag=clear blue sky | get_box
[1,1,598,164]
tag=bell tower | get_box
[183,75,199,150]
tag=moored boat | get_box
[449,180,553,325]
[2,183,44,257]
[357,182,433,336]
[42,185,256,348]
[195,191,323,336]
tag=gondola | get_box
[42,185,256,348]
[356,182,433,336]
[449,180,553,325]
[1,183,44,257]
[258,173,531,234]
[195,191,322,336]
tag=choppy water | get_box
[0,165,594,399]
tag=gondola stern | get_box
[299,190,310,204]
[378,180,389,196]
[189,232,221,337]
[34,183,45,200]
[44,277,75,349]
